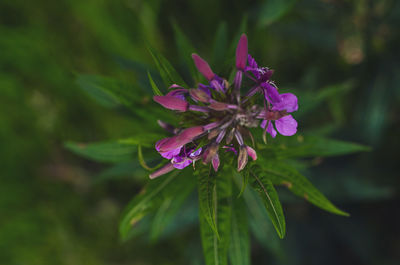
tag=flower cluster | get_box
[150,34,298,179]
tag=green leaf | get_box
[199,165,232,265]
[76,74,172,122]
[119,170,194,240]
[96,162,144,182]
[259,134,371,159]
[147,45,187,87]
[240,175,282,255]
[76,74,139,110]
[250,167,286,239]
[118,133,165,148]
[147,71,163,96]
[150,172,196,241]
[257,0,297,27]
[65,140,137,163]
[254,161,349,216]
[171,21,199,84]
[229,195,250,265]
[75,74,120,108]
[237,169,249,198]
[212,21,228,71]
[295,81,353,118]
[197,165,219,236]
[229,15,248,56]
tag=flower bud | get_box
[225,128,235,144]
[236,34,248,70]
[149,163,174,179]
[203,143,219,164]
[245,146,257,161]
[192,53,215,81]
[212,154,220,172]
[153,95,188,111]
[158,126,204,152]
[237,145,248,171]
[189,89,211,103]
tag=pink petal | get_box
[272,93,298,113]
[245,146,257,161]
[260,119,267,129]
[171,156,192,169]
[169,84,184,89]
[275,115,298,136]
[191,53,215,81]
[212,154,220,172]
[159,146,181,159]
[267,121,277,138]
[236,34,248,70]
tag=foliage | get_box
[66,33,371,265]
[1,0,399,265]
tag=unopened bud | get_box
[149,163,174,179]
[203,143,219,164]
[237,146,248,171]
[192,53,215,81]
[153,95,188,111]
[212,154,220,172]
[245,146,257,161]
[189,89,210,103]
[158,126,203,152]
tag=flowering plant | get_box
[68,32,369,265]
[151,34,298,179]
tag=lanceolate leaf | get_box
[258,134,370,160]
[75,74,171,122]
[75,74,120,108]
[254,162,349,216]
[239,173,282,255]
[257,0,297,27]
[212,21,228,71]
[198,165,232,265]
[229,195,250,265]
[147,45,188,87]
[250,167,286,239]
[150,172,196,241]
[197,165,218,236]
[65,140,137,163]
[118,133,165,148]
[172,21,199,84]
[119,171,193,240]
[147,71,163,96]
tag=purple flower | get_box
[150,33,299,179]
[246,54,274,82]
[261,115,298,137]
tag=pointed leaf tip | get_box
[191,53,215,81]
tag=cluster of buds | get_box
[150,34,298,179]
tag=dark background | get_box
[0,0,399,264]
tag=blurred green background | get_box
[0,0,399,264]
